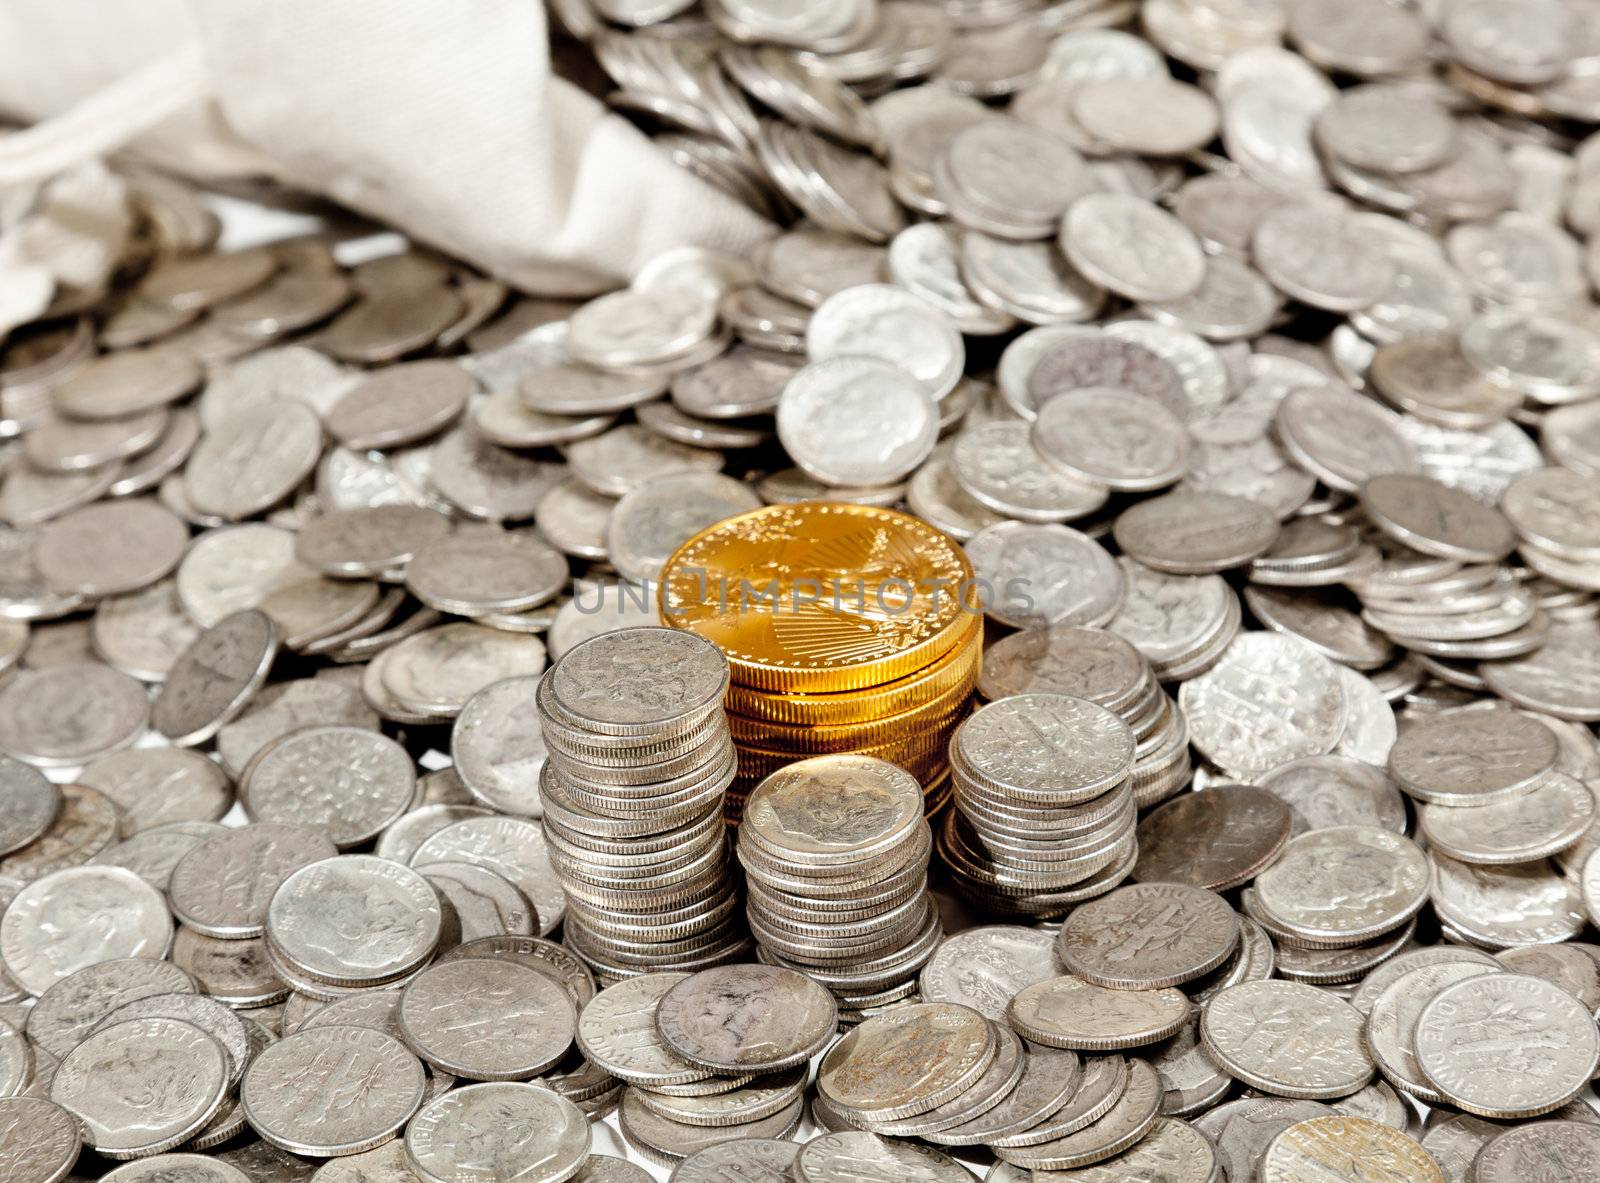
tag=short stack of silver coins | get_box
[536,627,748,981]
[942,693,1137,918]
[737,754,939,1024]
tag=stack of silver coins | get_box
[578,965,831,1163]
[942,694,1137,918]
[738,755,939,1023]
[535,627,748,980]
[977,625,1190,810]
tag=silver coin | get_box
[410,815,565,937]
[266,855,442,987]
[242,726,415,847]
[778,357,938,488]
[1418,771,1593,865]
[406,527,568,616]
[1434,851,1586,949]
[451,676,547,817]
[294,506,453,579]
[0,783,120,882]
[818,1001,995,1120]
[1364,961,1504,1104]
[91,579,202,683]
[1255,756,1407,836]
[1472,1120,1600,1183]
[0,865,173,997]
[794,1132,973,1183]
[25,957,195,1061]
[94,991,253,1086]
[964,522,1122,631]
[993,1057,1161,1170]
[305,1138,417,1183]
[418,862,533,939]
[1387,707,1557,805]
[1252,203,1394,313]
[1258,1114,1442,1183]
[170,928,288,1008]
[918,925,1060,1021]
[1254,826,1428,948]
[0,1096,81,1183]
[242,1025,426,1156]
[567,424,724,500]
[1201,981,1374,1100]
[381,623,548,717]
[33,498,189,599]
[0,662,149,767]
[1057,883,1238,990]
[1414,973,1599,1119]
[405,1082,590,1183]
[807,284,964,402]
[1115,491,1280,575]
[1060,194,1205,303]
[605,473,761,585]
[185,401,323,522]
[399,957,574,1080]
[951,422,1108,523]
[428,428,566,522]
[0,757,58,857]
[668,1138,799,1183]
[324,360,474,451]
[1359,474,1516,564]
[154,610,280,747]
[575,972,710,1088]
[78,747,233,837]
[656,963,836,1073]
[1009,974,1188,1051]
[1033,388,1188,492]
[168,823,337,939]
[440,937,597,1011]
[216,678,380,778]
[51,1016,229,1159]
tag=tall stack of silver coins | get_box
[536,627,749,980]
[737,754,938,1024]
[942,694,1137,917]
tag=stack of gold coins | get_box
[658,503,980,821]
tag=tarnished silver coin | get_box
[1132,785,1291,891]
[398,957,575,1080]
[405,527,568,617]
[405,1082,590,1183]
[1201,981,1374,1100]
[1056,883,1238,990]
[241,1024,426,1156]
[0,783,119,882]
[381,623,548,717]
[0,866,173,997]
[1114,490,1279,575]
[1255,755,1407,836]
[0,1096,81,1183]
[25,957,195,1061]
[1259,1115,1442,1183]
[818,1002,995,1120]
[668,1139,800,1183]
[1418,771,1593,865]
[1473,1121,1600,1183]
[656,963,836,1073]
[51,1016,229,1159]
[78,747,233,836]
[1414,973,1599,1119]
[1030,1116,1216,1183]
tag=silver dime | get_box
[94,992,252,1086]
[1387,708,1557,805]
[0,663,149,767]
[794,1132,973,1183]
[1032,389,1188,492]
[242,726,415,847]
[993,1056,1161,1170]
[1254,755,1407,836]
[605,473,762,585]
[154,610,280,747]
[266,855,442,987]
[1473,1121,1600,1183]
[1414,973,1600,1119]
[168,823,337,939]
[0,783,119,882]
[777,357,938,488]
[405,527,568,616]
[1201,981,1374,1100]
[668,1139,799,1183]
[1029,1116,1216,1183]
[1057,883,1238,991]
[380,623,548,717]
[1060,194,1205,303]
[419,860,534,940]
[294,506,453,579]
[398,958,575,1080]
[919,925,1060,1021]
[324,360,474,451]
[951,422,1108,523]
[305,1139,417,1183]
[576,973,711,1088]
[452,676,547,817]
[0,1096,81,1183]
[0,866,173,997]
[807,284,964,402]
[410,815,565,938]
[1434,852,1586,949]
[1418,771,1593,865]
[1364,961,1503,1104]
[242,1025,426,1156]
[1258,1115,1442,1183]
[185,401,323,522]
[567,424,723,500]
[817,1001,995,1120]
[1252,202,1393,313]
[965,522,1122,630]
[51,1016,228,1159]
[656,963,836,1073]
[216,679,379,778]
[1359,474,1516,564]
[171,928,288,1008]
[1114,490,1279,575]
[0,757,58,856]
[1008,975,1189,1051]
[33,498,189,599]
[1253,826,1428,948]
[78,747,233,836]
[26,957,195,1061]
[405,1082,590,1183]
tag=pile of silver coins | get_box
[11,0,1600,1178]
[738,756,939,1022]
[537,629,747,978]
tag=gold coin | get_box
[724,616,982,726]
[659,503,977,693]
[727,670,977,753]
[734,724,963,783]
